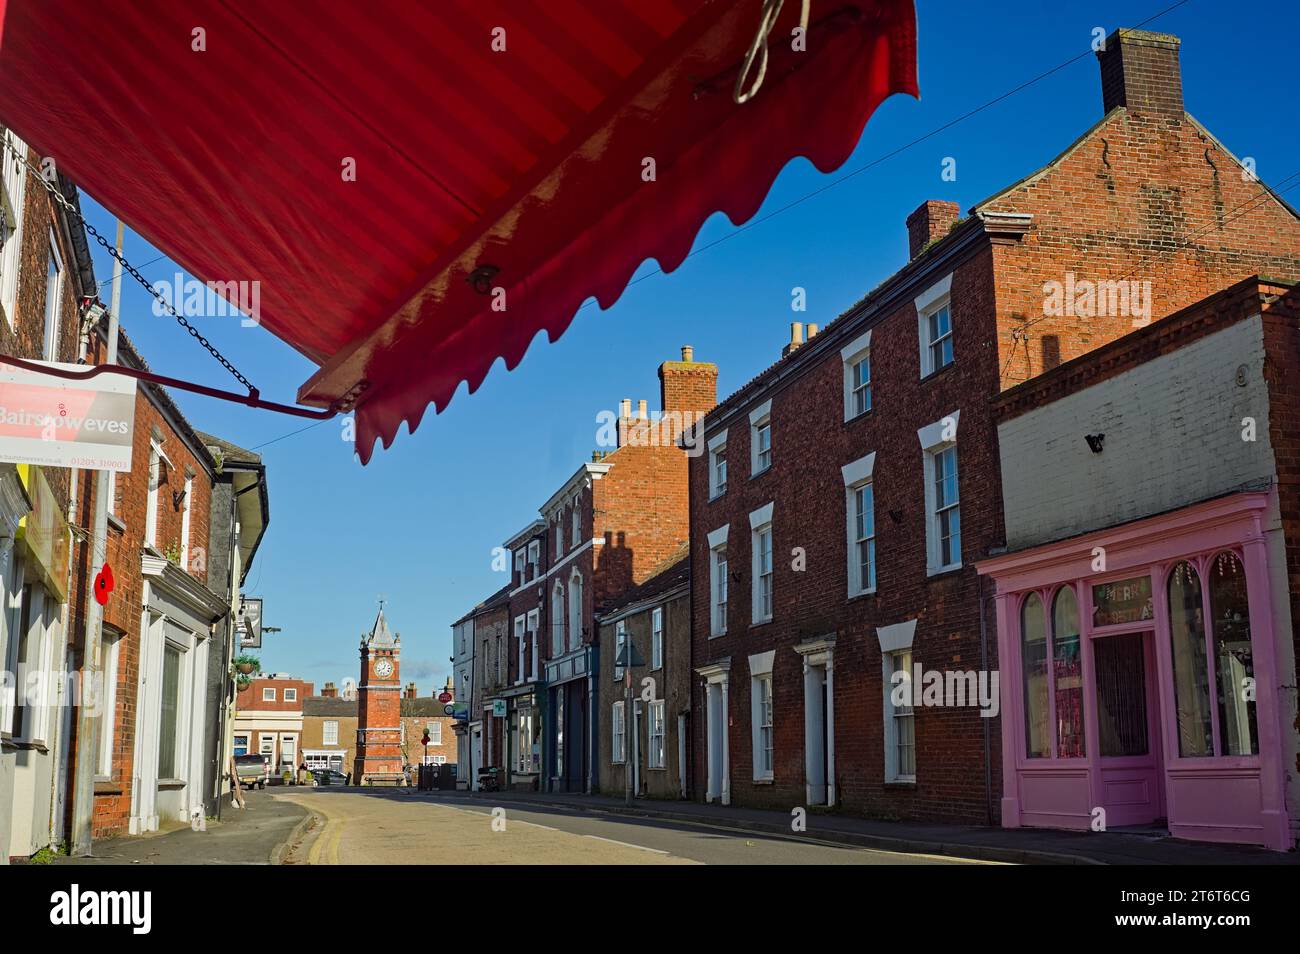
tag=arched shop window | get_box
[1207,551,1257,756]
[1167,561,1213,757]
[1021,592,1049,758]
[1051,587,1084,758]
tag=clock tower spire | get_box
[354,603,404,784]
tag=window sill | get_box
[847,589,877,603]
[708,630,728,640]
[884,779,917,788]
[926,563,964,580]
[750,617,773,629]
[5,738,48,752]
[94,780,123,795]
[107,512,126,533]
[158,778,186,790]
[843,408,873,426]
[749,466,771,481]
[708,491,726,503]
[920,361,955,385]
[752,776,774,785]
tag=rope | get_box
[734,0,810,105]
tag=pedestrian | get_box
[297,758,307,786]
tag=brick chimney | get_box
[404,681,417,700]
[321,681,337,698]
[444,676,455,701]
[906,200,960,259]
[1097,29,1183,116]
[659,345,717,416]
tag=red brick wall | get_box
[987,110,1300,389]
[235,677,314,712]
[68,332,220,839]
[690,245,1004,823]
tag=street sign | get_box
[0,360,136,471]
[438,690,452,703]
[443,703,455,716]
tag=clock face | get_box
[374,659,394,679]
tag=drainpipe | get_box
[978,571,993,827]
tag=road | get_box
[275,789,994,865]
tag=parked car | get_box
[311,768,350,787]
[234,753,270,790]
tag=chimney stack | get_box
[321,681,337,698]
[444,676,455,701]
[782,321,805,358]
[658,346,718,423]
[906,200,961,259]
[404,681,417,700]
[1097,29,1183,116]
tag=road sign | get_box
[438,690,452,703]
[443,703,455,716]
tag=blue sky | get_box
[76,0,1299,693]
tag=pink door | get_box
[1092,631,1166,827]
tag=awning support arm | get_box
[0,353,338,420]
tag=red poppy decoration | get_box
[93,563,115,606]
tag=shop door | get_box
[562,682,587,792]
[1092,632,1165,827]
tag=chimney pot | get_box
[619,398,631,418]
[681,345,693,362]
[807,324,818,338]
[782,321,805,358]
[637,399,648,420]
[1097,29,1183,116]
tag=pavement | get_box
[417,789,1299,866]
[49,790,309,865]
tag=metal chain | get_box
[2,135,259,396]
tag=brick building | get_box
[689,29,1300,822]
[302,685,458,779]
[233,675,314,780]
[453,584,509,790]
[978,278,1300,850]
[0,127,98,860]
[480,349,716,793]
[597,544,690,799]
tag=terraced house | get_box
[689,29,1300,828]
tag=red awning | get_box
[0,1,916,462]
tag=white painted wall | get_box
[999,317,1275,551]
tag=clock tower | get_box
[354,604,404,784]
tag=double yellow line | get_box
[305,805,344,865]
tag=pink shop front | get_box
[977,492,1294,851]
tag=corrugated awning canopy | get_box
[0,0,916,462]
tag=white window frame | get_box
[878,620,918,783]
[527,540,540,580]
[262,687,276,702]
[323,720,339,746]
[571,495,581,548]
[842,452,877,598]
[919,411,961,575]
[841,330,873,421]
[707,524,729,637]
[232,733,250,756]
[514,550,526,584]
[650,606,663,671]
[258,733,276,757]
[429,722,442,745]
[748,401,772,477]
[707,429,728,499]
[145,442,162,547]
[284,688,297,703]
[749,503,774,626]
[525,609,539,680]
[42,228,64,361]
[647,700,666,770]
[749,651,775,781]
[514,615,526,684]
[614,620,627,681]
[179,473,193,571]
[94,627,121,777]
[611,701,626,763]
[568,568,583,651]
[916,273,954,378]
[551,579,565,658]
[0,130,29,329]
